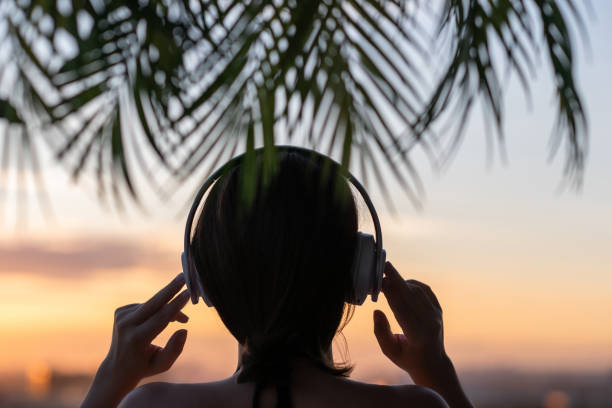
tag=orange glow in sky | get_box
[1,2,612,387]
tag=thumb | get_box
[150,329,188,375]
[373,310,401,360]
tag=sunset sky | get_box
[1,0,611,388]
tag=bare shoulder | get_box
[118,382,172,408]
[391,385,449,408]
[118,377,447,408]
[335,379,448,408]
[118,380,239,408]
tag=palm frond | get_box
[0,0,590,212]
[420,0,587,183]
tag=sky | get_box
[0,0,611,386]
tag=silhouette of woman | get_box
[82,149,473,408]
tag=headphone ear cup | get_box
[181,252,199,304]
[181,251,214,307]
[371,248,385,302]
[347,233,377,305]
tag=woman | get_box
[82,151,473,408]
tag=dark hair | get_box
[192,151,358,408]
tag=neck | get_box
[235,342,334,371]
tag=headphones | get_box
[181,146,386,306]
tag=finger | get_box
[383,261,404,283]
[382,263,417,306]
[116,303,139,312]
[149,329,188,375]
[172,311,189,323]
[381,263,406,298]
[130,274,185,324]
[382,277,432,336]
[382,276,414,315]
[138,290,190,341]
[407,279,442,310]
[373,310,401,360]
[114,303,140,320]
[404,280,436,311]
[382,264,431,313]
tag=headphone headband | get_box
[183,145,384,305]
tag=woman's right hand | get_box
[373,262,473,408]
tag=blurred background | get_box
[1,1,611,407]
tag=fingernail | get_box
[176,273,185,284]
[181,290,190,300]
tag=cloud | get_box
[0,239,178,277]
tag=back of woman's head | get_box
[192,151,358,401]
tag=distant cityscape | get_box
[0,366,610,407]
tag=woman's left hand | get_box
[82,273,190,408]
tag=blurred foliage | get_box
[0,0,588,209]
